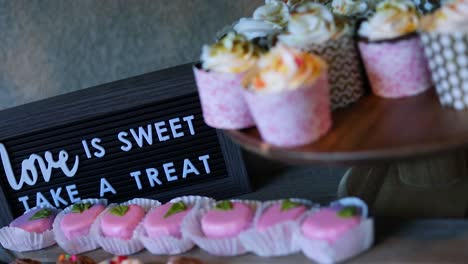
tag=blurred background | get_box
[0,0,345,203]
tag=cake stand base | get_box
[338,151,468,217]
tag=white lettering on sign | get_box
[17,184,82,210]
[0,143,80,190]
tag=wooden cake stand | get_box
[226,89,468,218]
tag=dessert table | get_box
[226,89,468,217]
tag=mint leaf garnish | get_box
[164,201,187,218]
[337,206,358,218]
[215,200,233,211]
[29,209,52,220]
[71,203,92,213]
[110,205,129,216]
[281,199,301,211]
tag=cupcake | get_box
[182,200,259,256]
[420,0,468,110]
[242,44,331,147]
[233,0,289,48]
[0,207,58,252]
[239,199,311,256]
[139,196,214,255]
[278,3,366,109]
[296,198,374,264]
[358,0,432,98]
[53,199,107,254]
[91,198,159,255]
[331,0,372,18]
[193,32,262,129]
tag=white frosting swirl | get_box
[234,18,283,40]
[246,44,327,93]
[421,0,468,33]
[201,32,261,73]
[278,3,342,48]
[332,0,369,16]
[253,0,290,27]
[358,0,420,41]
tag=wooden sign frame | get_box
[0,63,250,226]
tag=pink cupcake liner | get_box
[193,66,255,129]
[53,198,108,254]
[91,198,160,255]
[137,196,215,255]
[359,35,432,98]
[295,197,374,264]
[181,200,261,256]
[239,198,315,257]
[243,73,332,147]
[0,206,59,252]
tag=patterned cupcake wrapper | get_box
[420,32,468,110]
[296,197,373,264]
[243,73,332,147]
[0,206,59,252]
[53,198,108,254]
[137,196,215,255]
[239,198,316,257]
[181,200,261,256]
[193,66,255,129]
[306,33,366,109]
[359,34,432,98]
[90,198,160,255]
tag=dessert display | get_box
[296,197,374,264]
[358,0,433,98]
[420,0,468,110]
[182,200,259,256]
[92,198,159,256]
[0,207,58,251]
[239,199,311,256]
[139,196,214,255]
[193,32,262,129]
[53,199,107,254]
[56,254,96,264]
[278,2,366,109]
[242,44,331,147]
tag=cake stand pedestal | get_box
[226,90,468,217]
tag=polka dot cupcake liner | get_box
[421,32,468,110]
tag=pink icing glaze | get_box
[301,208,360,244]
[9,208,56,233]
[201,202,253,238]
[60,204,105,240]
[101,204,145,240]
[143,202,192,238]
[256,203,306,231]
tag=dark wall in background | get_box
[0,0,262,110]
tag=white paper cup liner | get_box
[53,198,108,254]
[138,196,215,255]
[181,200,260,256]
[91,198,160,255]
[296,197,374,264]
[239,198,315,257]
[0,206,59,252]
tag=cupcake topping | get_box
[246,44,327,93]
[278,3,347,48]
[280,199,302,211]
[71,203,92,214]
[164,201,187,218]
[332,0,369,17]
[234,18,283,41]
[421,0,468,33]
[337,206,359,218]
[358,0,420,41]
[110,205,129,216]
[201,32,262,73]
[215,200,234,211]
[29,209,52,220]
[253,0,290,28]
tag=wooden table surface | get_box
[6,219,468,263]
[227,89,468,165]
